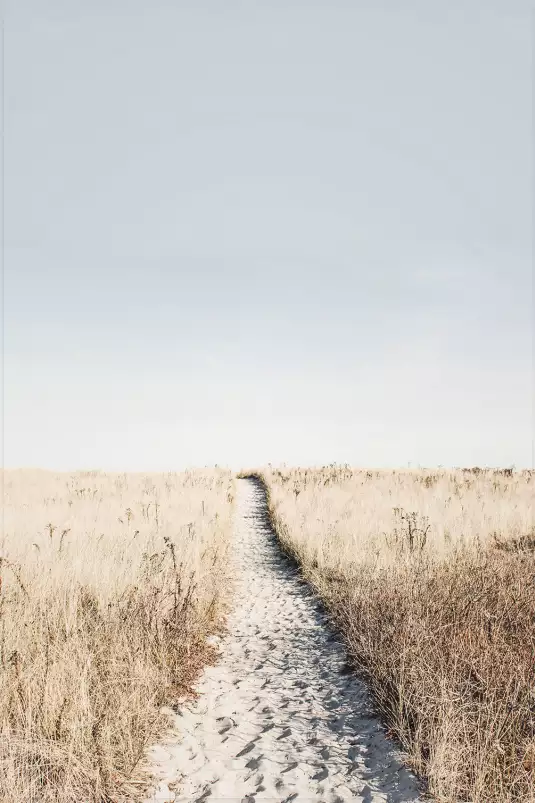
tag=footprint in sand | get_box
[144,479,423,803]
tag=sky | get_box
[3,0,533,471]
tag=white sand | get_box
[145,478,422,803]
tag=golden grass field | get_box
[0,469,234,802]
[260,466,535,803]
[3,465,534,802]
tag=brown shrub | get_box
[0,470,233,802]
[262,466,535,802]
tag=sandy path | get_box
[145,478,422,803]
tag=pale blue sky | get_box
[4,0,533,470]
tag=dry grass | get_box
[0,469,234,802]
[260,466,535,802]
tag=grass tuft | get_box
[0,469,233,802]
[260,465,535,802]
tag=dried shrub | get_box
[0,469,233,802]
[261,466,535,802]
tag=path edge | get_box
[237,471,428,800]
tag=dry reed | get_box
[0,469,233,802]
[260,466,535,803]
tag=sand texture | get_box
[145,479,422,803]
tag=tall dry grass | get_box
[260,466,535,802]
[0,469,233,802]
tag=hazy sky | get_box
[4,0,533,470]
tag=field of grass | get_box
[260,466,535,803]
[0,469,234,803]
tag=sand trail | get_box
[145,478,422,803]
